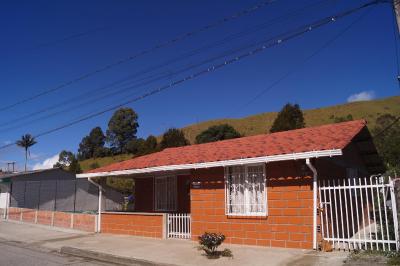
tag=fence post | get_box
[163,213,168,239]
[51,211,54,226]
[393,178,400,251]
[73,180,77,213]
[37,181,42,211]
[54,180,58,212]
[23,181,27,209]
[4,184,10,220]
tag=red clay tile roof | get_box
[86,120,367,173]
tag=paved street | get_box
[0,240,115,266]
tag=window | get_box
[225,164,267,216]
[154,176,177,211]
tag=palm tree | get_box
[16,134,37,172]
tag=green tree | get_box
[78,127,107,160]
[372,114,400,173]
[160,128,189,149]
[195,124,241,144]
[127,135,159,155]
[142,135,158,154]
[106,108,139,153]
[125,138,145,154]
[270,103,305,133]
[16,134,37,172]
[54,150,82,174]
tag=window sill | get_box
[226,213,268,218]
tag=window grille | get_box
[225,164,267,216]
[154,176,177,211]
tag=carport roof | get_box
[0,167,64,180]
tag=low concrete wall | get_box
[7,207,97,232]
[101,212,165,238]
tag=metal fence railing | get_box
[167,213,191,239]
[319,175,399,251]
[10,179,123,213]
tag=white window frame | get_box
[154,176,177,212]
[224,163,267,216]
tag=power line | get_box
[33,27,107,50]
[0,0,277,113]
[0,0,334,129]
[228,6,372,117]
[373,116,400,137]
[0,0,384,151]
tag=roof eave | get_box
[77,149,342,178]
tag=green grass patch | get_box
[79,153,133,172]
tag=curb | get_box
[60,246,178,266]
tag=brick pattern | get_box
[7,207,21,220]
[37,210,53,225]
[73,213,96,232]
[7,207,96,232]
[190,163,314,249]
[21,208,36,223]
[101,213,164,238]
[53,212,72,228]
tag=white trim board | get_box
[77,149,342,178]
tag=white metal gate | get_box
[319,176,399,251]
[166,213,191,239]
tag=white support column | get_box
[4,191,10,220]
[88,177,103,233]
[306,158,318,250]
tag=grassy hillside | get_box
[80,96,400,172]
[181,96,400,143]
[80,154,133,172]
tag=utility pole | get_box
[394,0,400,35]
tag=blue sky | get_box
[0,0,398,170]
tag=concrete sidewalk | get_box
[0,220,347,266]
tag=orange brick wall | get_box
[73,213,96,232]
[8,207,21,221]
[37,210,53,225]
[21,208,36,223]
[7,207,96,232]
[101,213,164,238]
[190,162,314,249]
[53,211,72,228]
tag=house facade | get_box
[78,120,384,250]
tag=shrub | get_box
[198,232,232,259]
